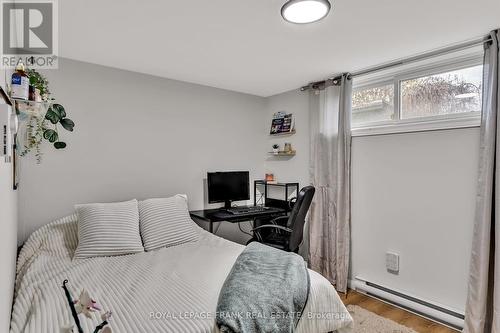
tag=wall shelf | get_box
[268,151,296,157]
[12,99,53,118]
[269,130,296,137]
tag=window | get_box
[352,57,483,135]
[352,83,395,126]
[401,65,482,119]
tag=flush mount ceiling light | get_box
[281,0,332,24]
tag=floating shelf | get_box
[268,151,296,157]
[12,99,53,118]
[269,130,296,137]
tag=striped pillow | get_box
[74,199,144,259]
[139,195,199,251]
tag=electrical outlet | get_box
[386,252,399,274]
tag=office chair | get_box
[248,186,315,253]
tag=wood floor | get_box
[340,290,458,333]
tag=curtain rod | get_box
[300,34,494,92]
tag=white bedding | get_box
[10,215,352,333]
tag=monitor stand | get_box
[224,200,232,209]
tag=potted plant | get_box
[26,68,50,101]
[272,144,280,155]
[16,68,75,163]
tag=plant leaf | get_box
[60,118,75,132]
[43,129,58,143]
[54,141,66,149]
[45,109,61,124]
[52,104,66,119]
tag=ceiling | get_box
[59,0,500,97]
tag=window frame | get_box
[351,53,483,137]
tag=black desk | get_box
[189,206,286,233]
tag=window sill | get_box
[351,116,481,137]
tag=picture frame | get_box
[270,112,294,135]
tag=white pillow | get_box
[74,199,144,259]
[139,194,199,251]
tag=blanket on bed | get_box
[216,242,309,333]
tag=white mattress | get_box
[10,215,352,333]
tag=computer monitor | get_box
[207,171,250,209]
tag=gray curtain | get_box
[308,74,352,293]
[463,30,500,333]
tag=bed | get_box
[10,214,353,333]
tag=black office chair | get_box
[248,186,315,253]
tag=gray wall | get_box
[18,59,267,244]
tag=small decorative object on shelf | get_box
[8,65,75,163]
[265,173,275,182]
[61,280,113,333]
[270,111,295,135]
[268,142,296,157]
[272,144,279,154]
[26,68,51,102]
[10,60,29,100]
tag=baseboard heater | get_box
[352,277,464,330]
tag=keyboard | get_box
[226,206,268,215]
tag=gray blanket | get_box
[216,242,310,333]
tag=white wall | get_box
[18,58,267,244]
[0,105,18,331]
[264,90,310,189]
[351,128,478,313]
[264,90,310,256]
[265,89,479,313]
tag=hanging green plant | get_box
[43,103,74,149]
[26,68,50,99]
[17,69,75,162]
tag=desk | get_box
[189,206,286,233]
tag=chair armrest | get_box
[252,224,292,242]
[253,225,293,233]
[270,216,289,226]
